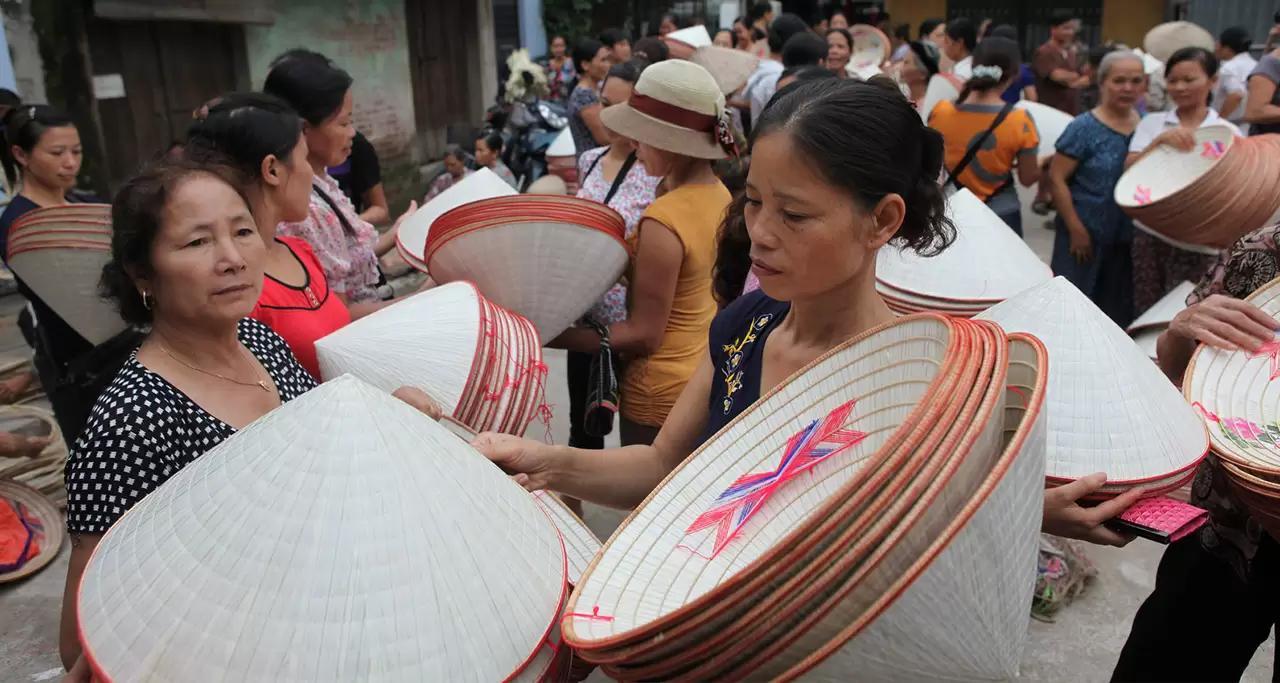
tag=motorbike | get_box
[499,73,568,191]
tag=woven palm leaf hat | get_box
[1184,276,1280,538]
[600,59,735,160]
[424,195,630,342]
[1143,21,1214,63]
[689,46,760,95]
[561,315,1039,680]
[395,168,517,272]
[877,189,1052,317]
[0,478,64,584]
[979,277,1209,498]
[76,376,567,682]
[315,281,546,436]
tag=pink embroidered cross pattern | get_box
[1202,140,1225,160]
[679,400,867,559]
[1248,337,1280,381]
[1134,186,1153,205]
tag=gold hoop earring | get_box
[142,290,153,310]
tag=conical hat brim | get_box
[396,168,517,262]
[6,247,128,345]
[690,45,759,94]
[1144,21,1214,63]
[1128,281,1195,332]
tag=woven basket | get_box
[978,277,1208,489]
[77,375,568,683]
[0,405,68,508]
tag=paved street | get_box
[1,201,1272,681]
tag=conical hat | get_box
[1133,327,1163,361]
[977,277,1208,484]
[534,491,602,584]
[1015,100,1074,159]
[314,281,482,412]
[1128,281,1194,333]
[877,189,1051,303]
[1184,276,1280,472]
[690,45,759,94]
[6,246,128,345]
[425,195,629,342]
[666,25,712,49]
[546,128,575,159]
[919,73,960,122]
[849,24,890,72]
[1144,21,1214,63]
[777,333,1046,682]
[396,168,517,263]
[0,479,63,584]
[77,375,567,683]
[1114,125,1237,209]
[565,315,959,646]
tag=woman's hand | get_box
[1043,474,1146,547]
[1151,128,1198,153]
[1168,294,1278,352]
[392,386,443,421]
[1067,225,1093,264]
[472,432,556,490]
[0,431,50,458]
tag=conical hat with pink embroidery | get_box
[977,277,1208,486]
[1184,276,1280,473]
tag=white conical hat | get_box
[1144,21,1214,63]
[666,25,712,49]
[1114,124,1237,209]
[1128,281,1195,333]
[314,281,482,413]
[782,334,1047,682]
[546,128,575,159]
[6,246,128,345]
[919,73,960,122]
[849,24,890,72]
[977,277,1208,484]
[877,189,1052,302]
[1133,327,1163,361]
[425,195,629,342]
[1015,100,1074,159]
[534,491,602,584]
[396,168,517,263]
[77,375,567,683]
[690,45,759,94]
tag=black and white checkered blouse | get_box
[65,318,317,535]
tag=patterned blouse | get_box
[278,172,382,304]
[575,146,661,325]
[1185,222,1280,579]
[540,57,577,104]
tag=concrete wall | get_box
[243,0,415,164]
[1,0,47,102]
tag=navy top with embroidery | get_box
[702,290,791,445]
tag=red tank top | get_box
[251,237,351,379]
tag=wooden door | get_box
[406,0,479,159]
[86,19,245,187]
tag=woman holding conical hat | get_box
[480,77,1138,546]
[550,59,732,447]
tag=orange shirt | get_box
[929,101,1040,201]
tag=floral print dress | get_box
[278,173,382,304]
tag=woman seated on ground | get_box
[58,157,439,677]
[473,131,519,189]
[1113,222,1280,681]
[478,78,1138,547]
[264,51,415,304]
[425,146,472,201]
[550,60,731,448]
[187,92,382,379]
[1047,50,1146,328]
[929,37,1041,235]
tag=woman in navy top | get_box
[0,106,123,443]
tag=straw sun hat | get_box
[600,59,736,160]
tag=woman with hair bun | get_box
[474,78,955,508]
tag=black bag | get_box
[583,319,619,438]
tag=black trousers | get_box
[1112,533,1280,682]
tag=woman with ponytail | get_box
[928,36,1041,235]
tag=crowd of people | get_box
[3,3,1280,680]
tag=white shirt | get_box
[952,55,973,79]
[1129,107,1242,154]
[745,60,784,127]
[1213,52,1258,129]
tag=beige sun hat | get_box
[600,59,733,160]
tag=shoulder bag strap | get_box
[602,151,638,207]
[947,102,1017,191]
[583,146,609,180]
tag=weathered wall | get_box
[243,0,415,165]
[1,0,47,102]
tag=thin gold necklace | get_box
[154,339,270,392]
